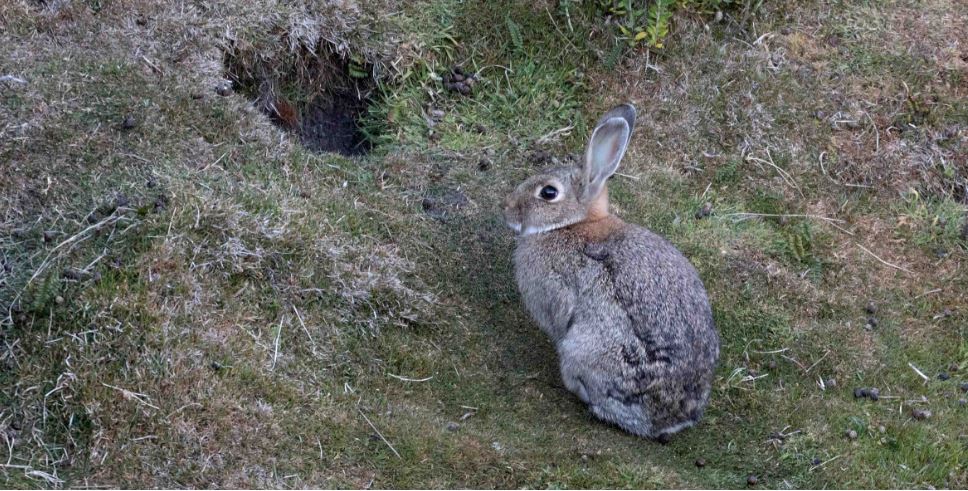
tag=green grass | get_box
[2,0,967,488]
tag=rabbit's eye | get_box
[539,185,559,201]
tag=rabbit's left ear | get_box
[582,104,636,202]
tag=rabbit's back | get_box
[513,217,719,437]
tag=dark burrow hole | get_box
[224,46,375,156]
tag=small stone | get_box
[878,425,886,433]
[854,387,869,399]
[215,84,232,96]
[445,422,459,432]
[695,202,713,219]
[121,114,137,130]
[146,178,157,188]
[43,231,55,243]
[959,382,968,392]
[746,475,758,486]
[865,301,876,314]
[695,458,706,468]
[845,429,858,439]
[938,372,950,381]
[866,316,878,328]
[781,27,792,35]
[477,158,491,172]
[868,388,880,401]
[768,360,778,370]
[911,409,931,420]
[958,399,966,406]
[55,296,64,304]
[115,193,130,208]
[810,458,821,466]
[949,363,960,372]
[153,194,169,212]
[825,378,837,388]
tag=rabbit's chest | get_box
[512,239,612,341]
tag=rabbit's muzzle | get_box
[502,197,524,235]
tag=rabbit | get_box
[502,103,720,440]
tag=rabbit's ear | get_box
[595,103,636,132]
[583,105,635,202]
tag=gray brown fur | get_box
[502,104,720,439]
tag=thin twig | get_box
[291,305,317,355]
[700,182,712,199]
[818,151,873,189]
[914,288,942,299]
[746,151,803,198]
[544,6,580,54]
[615,172,640,181]
[0,75,27,85]
[101,383,159,410]
[271,316,284,370]
[141,56,163,75]
[781,354,807,372]
[357,408,401,459]
[810,455,841,472]
[863,111,880,154]
[856,243,913,274]
[726,213,845,223]
[907,362,930,383]
[201,152,227,171]
[3,429,13,467]
[387,373,434,383]
[536,125,574,145]
[805,350,830,373]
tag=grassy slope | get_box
[2,0,966,488]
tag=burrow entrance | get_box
[224,45,375,156]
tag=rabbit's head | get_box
[503,104,636,236]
